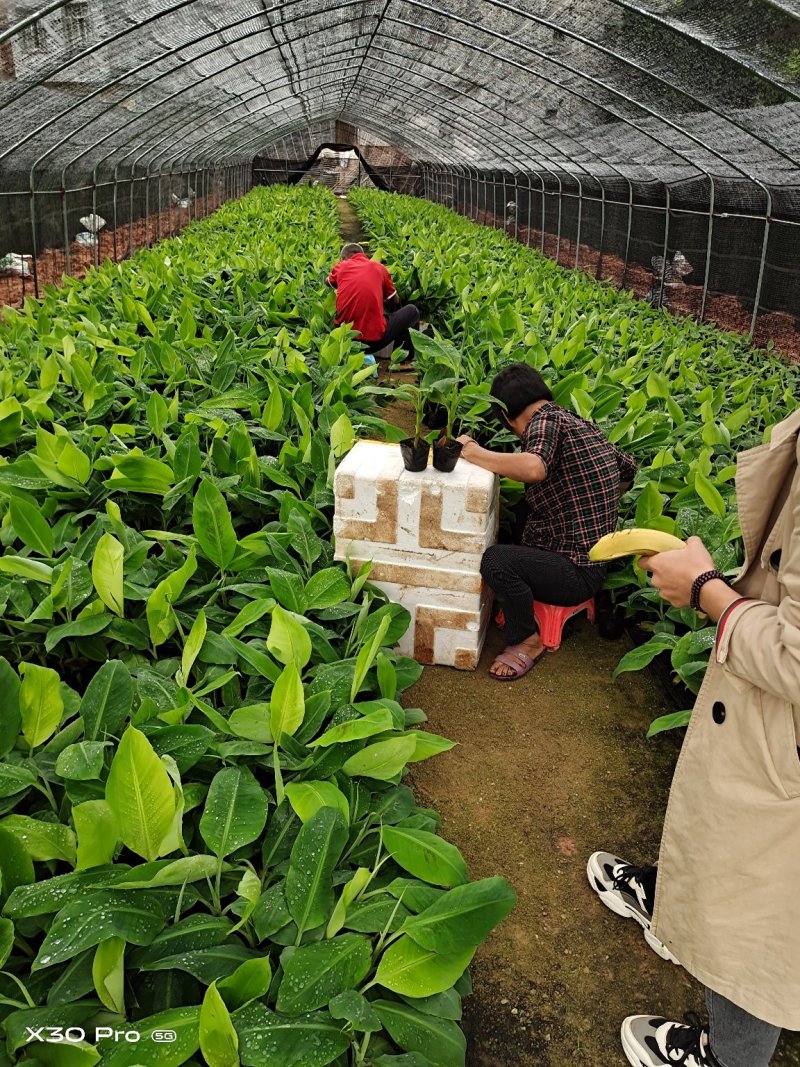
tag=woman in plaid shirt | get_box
[457,363,636,679]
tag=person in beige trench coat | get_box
[587,404,800,1067]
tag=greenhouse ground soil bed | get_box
[474,211,800,364]
[405,623,800,1067]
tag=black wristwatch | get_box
[690,570,729,612]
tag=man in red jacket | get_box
[327,244,420,360]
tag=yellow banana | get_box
[589,528,685,562]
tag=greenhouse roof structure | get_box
[2,0,800,187]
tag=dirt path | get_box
[337,198,369,248]
[341,197,800,1066]
[407,626,800,1067]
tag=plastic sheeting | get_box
[2,0,800,327]
[1,0,799,184]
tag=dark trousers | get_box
[480,543,605,645]
[640,868,781,1067]
[364,303,420,357]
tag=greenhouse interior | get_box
[1,2,800,1066]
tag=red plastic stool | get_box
[533,598,596,649]
[494,597,596,650]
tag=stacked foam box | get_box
[333,441,499,669]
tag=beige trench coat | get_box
[651,405,800,1029]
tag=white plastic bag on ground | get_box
[75,232,97,247]
[0,253,33,276]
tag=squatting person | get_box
[588,402,800,1067]
[457,362,636,680]
[327,243,420,360]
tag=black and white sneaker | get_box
[586,851,679,964]
[621,1013,721,1067]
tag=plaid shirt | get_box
[522,402,637,567]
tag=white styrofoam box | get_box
[355,579,495,670]
[333,441,499,669]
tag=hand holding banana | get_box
[590,529,719,611]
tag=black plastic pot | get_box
[432,438,463,472]
[423,401,448,431]
[594,590,625,641]
[597,607,625,641]
[400,438,430,471]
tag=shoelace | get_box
[611,863,652,894]
[664,1013,712,1065]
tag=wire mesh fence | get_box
[0,163,251,307]
[420,165,800,360]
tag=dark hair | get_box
[341,243,364,259]
[490,363,553,422]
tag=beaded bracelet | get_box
[690,569,729,612]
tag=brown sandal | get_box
[490,644,546,680]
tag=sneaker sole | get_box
[586,853,680,966]
[620,1017,655,1067]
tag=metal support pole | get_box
[700,177,715,323]
[575,179,584,270]
[128,165,135,258]
[657,185,671,308]
[156,170,163,242]
[112,164,119,261]
[525,173,532,247]
[61,176,71,276]
[540,177,546,254]
[596,180,607,280]
[555,179,564,265]
[513,172,520,241]
[621,179,634,289]
[145,164,152,247]
[28,180,39,299]
[91,169,99,269]
[750,191,772,338]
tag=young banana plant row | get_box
[0,186,516,1067]
[349,189,799,732]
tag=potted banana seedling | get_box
[398,382,431,471]
[427,377,496,472]
[410,330,465,472]
[424,365,463,471]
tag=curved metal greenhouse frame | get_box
[1,0,799,334]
